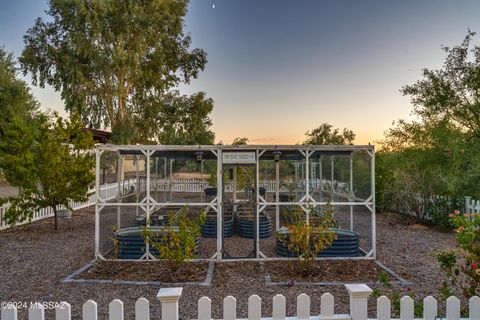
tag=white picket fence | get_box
[144,177,348,194]
[0,182,120,230]
[1,284,479,320]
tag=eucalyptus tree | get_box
[20,0,208,143]
[0,47,38,138]
[304,123,355,145]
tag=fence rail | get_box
[1,284,479,320]
[3,177,479,230]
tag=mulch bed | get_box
[0,208,461,319]
[265,260,386,283]
[80,261,209,283]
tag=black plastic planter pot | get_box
[201,215,234,238]
[275,228,360,257]
[115,227,200,259]
[236,214,272,239]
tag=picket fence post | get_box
[345,284,372,320]
[1,306,17,320]
[471,296,480,320]
[272,294,286,320]
[56,302,71,320]
[135,298,150,320]
[157,287,183,320]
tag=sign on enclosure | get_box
[222,152,256,164]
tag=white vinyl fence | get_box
[0,182,120,230]
[1,284,479,320]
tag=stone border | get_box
[264,260,412,286]
[62,260,215,287]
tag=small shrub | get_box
[143,207,206,271]
[378,271,391,287]
[436,210,480,297]
[280,203,336,274]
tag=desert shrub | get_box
[143,207,206,270]
[436,211,480,297]
[427,196,463,230]
[279,203,336,274]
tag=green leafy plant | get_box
[279,203,337,274]
[436,210,480,297]
[378,271,391,287]
[143,207,206,270]
[0,113,95,229]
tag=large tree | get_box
[20,0,208,143]
[145,91,215,145]
[402,30,480,139]
[0,47,38,137]
[304,123,355,145]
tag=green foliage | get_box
[378,31,480,223]
[147,91,215,145]
[378,271,391,287]
[142,208,206,270]
[304,123,355,145]
[20,0,210,143]
[436,211,480,297]
[375,152,394,212]
[232,137,249,145]
[0,113,95,229]
[0,47,38,139]
[279,203,337,274]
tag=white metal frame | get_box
[95,144,375,260]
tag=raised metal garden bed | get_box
[115,226,199,259]
[236,213,272,239]
[201,215,234,238]
[275,228,360,257]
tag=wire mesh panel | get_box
[95,145,375,260]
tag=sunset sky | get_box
[2,1,480,144]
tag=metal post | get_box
[200,160,204,202]
[319,156,323,202]
[275,160,280,231]
[146,149,151,258]
[136,155,140,216]
[216,149,223,260]
[117,154,122,229]
[164,157,167,202]
[350,155,354,231]
[232,166,237,213]
[371,149,376,258]
[305,150,310,224]
[95,148,101,258]
[331,156,334,190]
[169,159,173,201]
[255,150,260,258]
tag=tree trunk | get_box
[53,206,58,230]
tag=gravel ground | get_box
[0,208,458,319]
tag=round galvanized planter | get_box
[275,228,360,257]
[236,214,272,239]
[114,226,199,260]
[200,215,234,238]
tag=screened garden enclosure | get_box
[95,145,375,261]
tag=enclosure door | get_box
[221,163,257,259]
